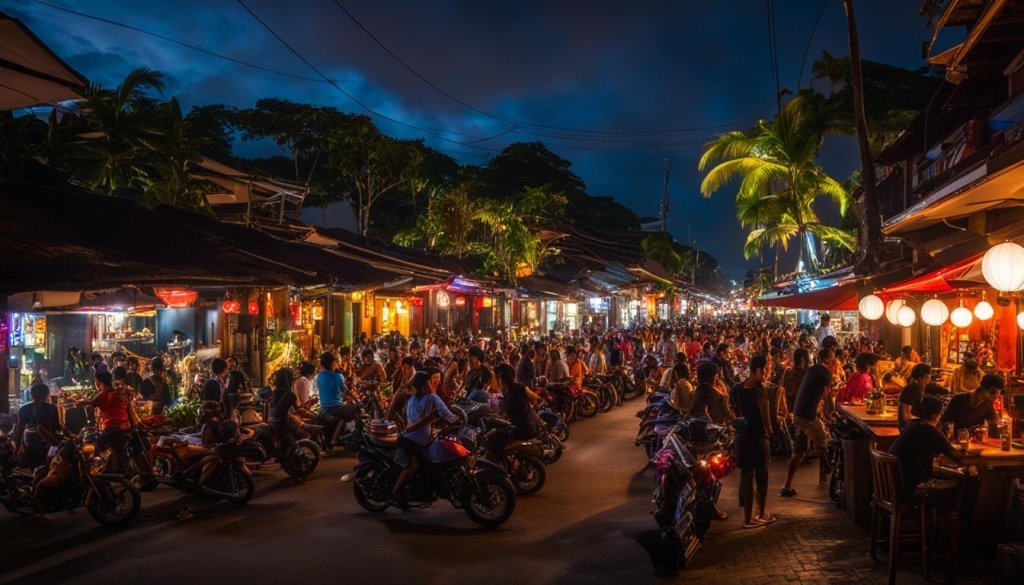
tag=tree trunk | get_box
[774,243,781,279]
[843,0,882,266]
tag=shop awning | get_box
[756,283,858,311]
[0,12,87,110]
[877,253,983,296]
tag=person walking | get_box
[780,348,834,498]
[730,355,776,528]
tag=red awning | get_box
[756,283,858,311]
[877,254,982,296]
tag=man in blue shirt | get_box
[317,352,355,445]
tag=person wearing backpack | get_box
[13,384,59,469]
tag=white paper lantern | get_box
[885,299,906,325]
[1017,311,1024,330]
[897,305,916,327]
[858,295,885,321]
[921,298,950,326]
[950,306,973,328]
[982,242,1024,292]
[974,300,994,321]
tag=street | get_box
[0,402,960,585]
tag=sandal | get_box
[779,487,797,498]
[755,513,777,525]
[713,508,728,520]
[741,521,764,529]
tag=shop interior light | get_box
[897,305,916,327]
[982,241,1024,292]
[885,299,906,325]
[921,298,949,326]
[858,294,884,321]
[311,303,324,321]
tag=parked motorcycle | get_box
[80,425,159,492]
[466,416,547,496]
[242,423,321,480]
[538,408,569,445]
[0,434,141,526]
[149,431,255,504]
[350,418,516,527]
[635,390,679,461]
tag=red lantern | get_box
[222,300,241,314]
[247,300,259,315]
[410,297,424,307]
[454,296,466,308]
[155,288,198,308]
[290,302,301,326]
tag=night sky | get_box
[6,0,944,279]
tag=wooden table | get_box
[836,404,901,529]
[837,403,898,428]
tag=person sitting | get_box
[464,347,494,402]
[941,374,1003,437]
[317,351,356,444]
[894,345,919,380]
[565,347,588,388]
[391,369,459,507]
[889,395,964,498]
[688,361,733,425]
[493,363,539,442]
[515,348,537,387]
[292,361,316,406]
[14,383,59,470]
[139,357,171,415]
[545,349,571,385]
[356,348,387,384]
[898,364,933,430]
[268,369,304,450]
[949,357,982,394]
[838,353,878,404]
[78,372,132,472]
[667,361,694,413]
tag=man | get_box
[226,356,240,372]
[533,342,549,378]
[713,343,738,387]
[386,357,417,424]
[894,345,919,380]
[515,348,537,387]
[125,357,144,392]
[656,330,678,367]
[685,331,702,364]
[545,349,571,384]
[780,348,834,498]
[898,363,933,430]
[464,347,493,401]
[565,347,588,387]
[79,372,132,471]
[890,395,964,497]
[14,383,59,469]
[494,363,539,441]
[813,314,834,348]
[320,351,359,444]
[139,357,171,415]
[729,355,776,528]
[356,348,388,384]
[391,369,459,507]
[659,353,690,389]
[586,336,607,375]
[688,361,733,425]
[200,358,229,403]
[941,374,1003,437]
[91,351,109,377]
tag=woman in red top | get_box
[838,353,879,404]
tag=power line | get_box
[328,0,759,138]
[767,0,783,113]
[797,0,829,89]
[30,0,344,84]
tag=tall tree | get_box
[699,97,854,275]
[843,0,881,262]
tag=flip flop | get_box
[755,513,777,525]
[741,521,764,529]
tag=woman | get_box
[950,357,982,394]
[729,355,776,528]
[390,369,459,507]
[223,370,248,418]
[269,369,302,446]
[669,361,694,413]
[838,353,879,404]
[292,362,316,406]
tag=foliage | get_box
[164,398,200,429]
[699,97,855,276]
[640,232,692,278]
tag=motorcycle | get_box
[350,418,517,527]
[242,423,322,480]
[0,433,141,526]
[538,408,570,445]
[464,416,547,496]
[149,429,256,504]
[635,390,679,461]
[585,376,616,413]
[640,418,734,571]
[80,425,159,492]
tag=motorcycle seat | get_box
[368,434,398,448]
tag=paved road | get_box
[0,401,975,585]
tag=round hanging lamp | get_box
[950,306,973,328]
[897,305,916,327]
[974,299,994,321]
[885,299,906,325]
[982,242,1024,292]
[921,298,949,326]
[858,295,885,321]
[1017,311,1024,331]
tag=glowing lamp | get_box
[974,299,994,321]
[921,298,949,326]
[410,297,423,307]
[436,290,450,308]
[950,306,973,328]
[454,296,466,308]
[858,295,884,321]
[221,300,241,314]
[982,242,1024,292]
[897,305,916,327]
[885,299,906,325]
[290,302,301,326]
[351,291,364,302]
[482,297,493,308]
[395,300,407,315]
[311,303,324,321]
[247,300,259,315]
[1018,311,1024,330]
[515,262,533,278]
[155,288,198,308]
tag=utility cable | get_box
[797,0,829,89]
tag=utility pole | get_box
[660,158,670,232]
[688,223,700,285]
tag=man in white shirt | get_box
[814,314,834,348]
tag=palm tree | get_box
[641,232,690,277]
[811,51,847,97]
[699,96,855,276]
[137,98,209,209]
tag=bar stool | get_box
[869,450,926,585]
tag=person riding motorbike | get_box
[390,368,459,508]
[268,369,307,450]
[491,364,540,445]
[464,347,493,403]
[78,371,134,472]
[317,351,357,444]
[356,349,387,384]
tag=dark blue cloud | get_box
[3,0,930,278]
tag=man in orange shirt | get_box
[79,371,134,471]
[565,346,589,387]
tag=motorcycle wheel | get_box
[86,477,141,526]
[828,466,843,505]
[461,476,516,528]
[353,466,389,513]
[577,393,598,418]
[284,440,321,479]
[509,456,546,496]
[218,466,256,505]
[597,387,614,413]
[554,424,570,443]
[542,436,565,464]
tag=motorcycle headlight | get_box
[82,444,95,457]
